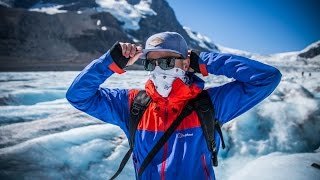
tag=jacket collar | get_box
[145,74,204,103]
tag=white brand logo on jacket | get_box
[177,133,193,138]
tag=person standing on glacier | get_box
[66,32,281,180]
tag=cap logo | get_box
[148,37,164,47]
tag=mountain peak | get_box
[298,40,320,59]
[183,27,219,52]
[95,0,156,30]
[0,0,218,71]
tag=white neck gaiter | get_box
[149,66,189,97]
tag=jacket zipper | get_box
[201,154,211,180]
[163,100,169,130]
[161,100,169,180]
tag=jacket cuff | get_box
[190,50,208,76]
[108,62,125,74]
[110,41,130,70]
[199,63,208,76]
[190,50,201,73]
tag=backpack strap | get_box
[110,90,151,180]
[137,99,194,177]
[194,90,225,167]
[129,90,152,147]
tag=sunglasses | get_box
[142,57,183,71]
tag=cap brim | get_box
[140,49,186,59]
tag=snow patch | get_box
[217,44,291,63]
[267,51,300,62]
[0,0,12,7]
[184,26,217,51]
[97,19,101,26]
[29,4,67,15]
[95,0,157,30]
[300,40,320,53]
[217,42,319,64]
[126,34,140,43]
[228,152,320,180]
[101,26,107,31]
[218,44,255,57]
[0,89,66,106]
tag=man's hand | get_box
[110,41,143,69]
[119,42,143,66]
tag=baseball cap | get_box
[140,32,188,59]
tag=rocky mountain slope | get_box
[0,0,318,71]
[0,0,217,71]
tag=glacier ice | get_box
[95,0,157,30]
[0,63,319,179]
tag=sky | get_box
[166,0,320,55]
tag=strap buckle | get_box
[131,103,141,115]
[210,140,218,167]
[212,153,218,167]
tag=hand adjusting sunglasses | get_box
[142,57,183,71]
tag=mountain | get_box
[0,0,218,71]
[298,40,320,59]
[218,40,320,69]
[0,0,319,72]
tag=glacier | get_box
[29,3,67,15]
[0,56,320,179]
[27,0,157,30]
[95,0,157,30]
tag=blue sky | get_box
[166,0,320,55]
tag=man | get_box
[66,32,281,179]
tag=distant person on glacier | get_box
[66,32,281,180]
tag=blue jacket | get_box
[66,50,281,180]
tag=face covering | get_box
[149,66,189,97]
